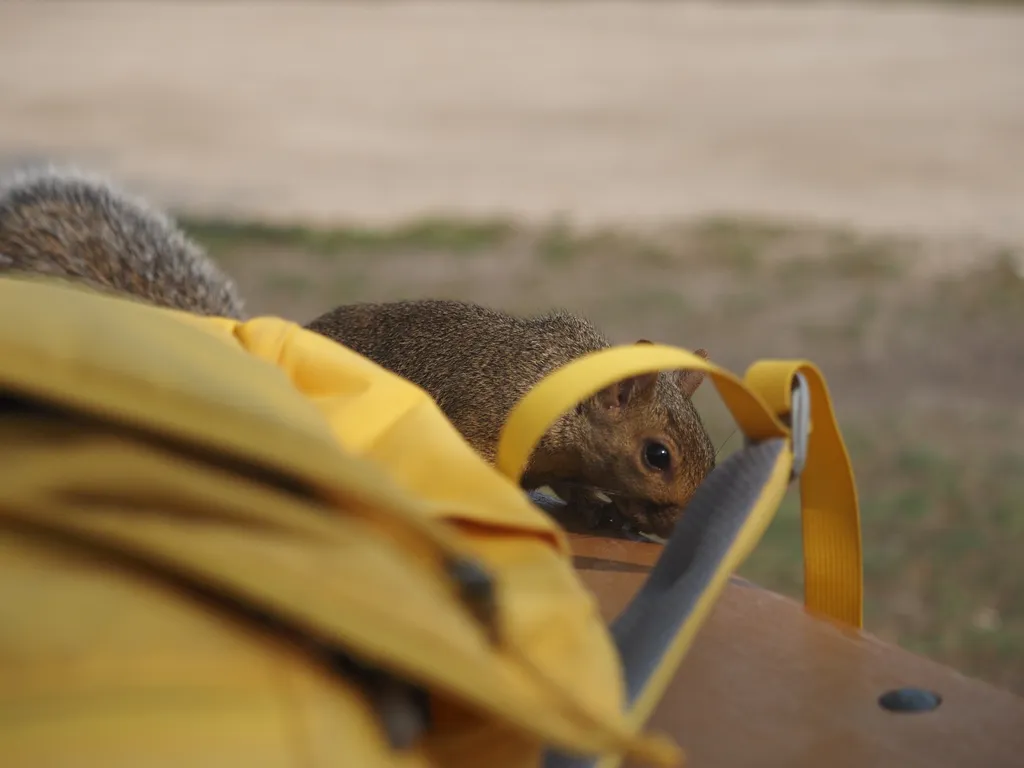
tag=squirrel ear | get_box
[586,340,659,412]
[594,372,659,411]
[675,348,709,398]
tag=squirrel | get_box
[0,164,715,541]
[306,300,716,541]
[0,165,245,319]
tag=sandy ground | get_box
[0,1,1022,251]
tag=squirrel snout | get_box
[603,495,692,543]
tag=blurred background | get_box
[2,1,1021,693]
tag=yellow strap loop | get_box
[495,346,785,483]
[745,360,863,627]
[496,344,863,628]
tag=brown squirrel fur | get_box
[0,165,245,319]
[0,164,715,539]
[307,300,716,540]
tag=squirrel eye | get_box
[642,441,672,472]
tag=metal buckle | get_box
[786,372,810,479]
[739,373,810,480]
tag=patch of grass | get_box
[827,230,908,279]
[776,230,906,282]
[264,272,314,299]
[935,248,1024,317]
[180,215,517,258]
[742,419,1024,693]
[850,291,881,331]
[327,271,371,304]
[537,216,579,265]
[535,219,680,268]
[798,289,880,345]
[800,318,861,345]
[600,286,694,328]
[737,491,804,595]
[688,216,792,272]
[719,286,772,318]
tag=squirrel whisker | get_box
[716,427,739,460]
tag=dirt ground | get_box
[1,1,1023,250]
[1,1,1023,693]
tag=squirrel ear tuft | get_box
[675,348,709,397]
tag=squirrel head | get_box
[564,342,716,541]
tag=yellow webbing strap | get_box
[500,345,862,767]
[745,360,863,627]
[496,344,862,626]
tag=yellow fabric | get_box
[168,312,570,550]
[0,275,863,767]
[497,344,863,628]
[0,486,435,768]
[0,277,675,767]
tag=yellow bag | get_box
[0,276,862,768]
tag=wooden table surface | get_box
[568,533,1024,768]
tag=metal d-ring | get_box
[786,372,810,479]
[739,372,810,480]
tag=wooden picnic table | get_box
[569,532,1024,768]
